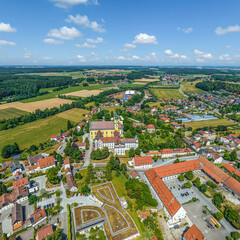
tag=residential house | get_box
[25,209,47,227]
[36,225,54,240]
[50,135,59,141]
[64,158,78,192]
[28,156,55,174]
[8,161,22,176]
[183,224,205,240]
[13,177,30,190]
[146,124,155,133]
[129,170,140,179]
[28,154,44,165]
[75,142,86,150]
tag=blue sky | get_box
[1,0,240,65]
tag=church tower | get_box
[114,112,119,132]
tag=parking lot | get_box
[183,202,228,240]
[163,178,199,204]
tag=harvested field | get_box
[0,108,28,120]
[102,86,119,90]
[56,108,89,122]
[0,99,73,112]
[181,81,204,93]
[65,89,104,97]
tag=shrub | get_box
[184,181,192,188]
[215,212,224,220]
[178,174,184,181]
[184,171,194,180]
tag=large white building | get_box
[94,130,138,155]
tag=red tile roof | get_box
[146,124,155,129]
[90,121,114,130]
[13,177,28,190]
[145,169,181,217]
[184,224,205,240]
[37,225,54,240]
[38,156,55,169]
[223,163,240,177]
[134,156,153,166]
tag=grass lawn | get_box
[56,108,89,122]
[21,84,114,103]
[146,102,165,109]
[0,108,28,120]
[181,81,205,93]
[187,119,235,129]
[150,88,185,99]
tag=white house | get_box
[133,156,153,169]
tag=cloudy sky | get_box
[1,0,240,65]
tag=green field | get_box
[0,108,89,155]
[181,81,205,93]
[0,108,28,121]
[150,88,185,99]
[21,84,114,103]
[187,119,235,129]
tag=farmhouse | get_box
[133,156,153,169]
[90,113,123,140]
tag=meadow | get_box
[0,108,28,121]
[186,119,235,129]
[0,108,88,155]
[181,81,205,93]
[150,88,186,99]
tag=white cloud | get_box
[164,49,186,59]
[77,55,86,62]
[86,37,103,43]
[43,38,63,44]
[124,43,136,48]
[133,33,158,44]
[48,26,81,40]
[66,14,105,33]
[90,52,98,56]
[43,57,52,60]
[194,49,213,59]
[215,25,240,35]
[75,42,96,48]
[0,22,16,32]
[116,56,126,60]
[0,40,16,46]
[177,27,193,34]
[50,0,88,8]
[132,55,140,60]
[93,0,99,5]
[218,54,232,61]
[226,45,231,48]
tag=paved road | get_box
[179,83,188,98]
[57,140,67,155]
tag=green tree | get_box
[184,181,192,188]
[128,148,135,158]
[46,167,60,185]
[224,152,231,161]
[199,184,207,193]
[215,212,224,220]
[135,148,141,155]
[81,185,90,196]
[153,155,158,162]
[29,194,38,204]
[184,171,194,180]
[1,143,20,158]
[193,177,201,188]
[230,150,237,161]
[178,174,184,181]
[231,231,240,240]
[67,120,72,130]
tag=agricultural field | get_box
[136,78,159,82]
[20,84,114,103]
[186,119,235,129]
[65,89,104,97]
[0,108,87,155]
[85,101,95,108]
[0,99,73,112]
[181,81,205,93]
[133,82,147,85]
[0,108,28,120]
[150,88,186,99]
[24,71,84,77]
[56,108,88,122]
[0,116,69,154]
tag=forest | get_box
[0,75,76,101]
[212,74,240,82]
[196,80,240,94]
